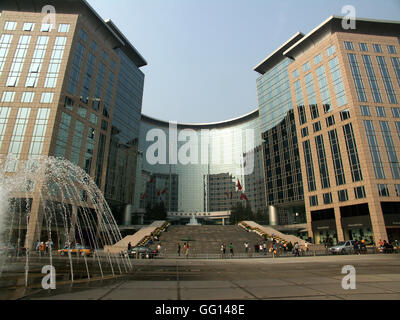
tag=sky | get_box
[87,0,400,124]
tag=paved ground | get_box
[19,254,400,300]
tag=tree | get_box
[230,202,253,224]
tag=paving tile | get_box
[179,281,234,289]
[180,287,252,300]
[118,281,177,289]
[245,285,324,299]
[232,279,293,288]
[102,288,177,300]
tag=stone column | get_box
[334,206,345,242]
[123,204,133,226]
[268,205,278,226]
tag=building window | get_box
[21,92,35,103]
[323,193,333,205]
[354,186,366,199]
[303,62,310,72]
[343,123,363,182]
[4,21,17,31]
[301,127,309,138]
[303,140,316,192]
[359,43,368,52]
[323,104,332,114]
[344,41,354,50]
[40,92,54,103]
[298,105,307,125]
[326,45,336,57]
[309,195,318,207]
[1,91,15,102]
[387,45,397,54]
[338,190,349,202]
[79,29,87,42]
[40,23,52,32]
[328,129,346,186]
[315,135,331,188]
[23,23,35,31]
[90,40,98,52]
[292,69,299,79]
[314,54,322,65]
[92,100,100,111]
[101,50,108,61]
[376,56,398,104]
[44,37,67,88]
[67,42,85,95]
[304,73,317,105]
[6,35,31,87]
[313,121,322,133]
[90,113,98,125]
[391,57,400,89]
[77,105,87,118]
[360,105,371,116]
[376,106,386,117]
[25,36,49,88]
[362,55,383,103]
[6,107,31,172]
[364,120,386,179]
[348,53,368,102]
[0,34,14,79]
[294,79,304,107]
[328,57,347,107]
[101,120,108,131]
[378,184,390,197]
[326,115,335,127]
[69,119,85,165]
[58,24,70,33]
[310,104,319,120]
[392,108,400,118]
[64,96,74,111]
[0,107,11,151]
[373,44,383,53]
[340,109,351,121]
[395,184,400,197]
[54,112,72,158]
[380,121,400,179]
[28,108,50,158]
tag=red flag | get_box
[237,179,242,191]
[149,177,154,183]
[162,188,167,195]
[240,193,248,201]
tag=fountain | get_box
[0,155,131,291]
[186,213,201,226]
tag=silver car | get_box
[330,240,355,254]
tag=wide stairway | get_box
[150,225,266,258]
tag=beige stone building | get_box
[284,16,400,245]
[0,0,147,247]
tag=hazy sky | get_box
[87,0,400,123]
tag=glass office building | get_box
[137,110,265,218]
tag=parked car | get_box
[128,246,158,259]
[57,244,92,257]
[329,240,356,254]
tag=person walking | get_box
[220,243,224,258]
[127,242,132,252]
[229,243,234,257]
[223,243,226,256]
[185,243,190,258]
[157,243,162,256]
[244,242,249,254]
[263,242,268,255]
[294,242,300,257]
[177,243,181,257]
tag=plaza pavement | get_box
[22,254,400,300]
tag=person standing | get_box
[223,243,226,256]
[185,243,190,258]
[244,242,249,254]
[157,243,162,256]
[177,243,181,257]
[263,242,268,255]
[127,242,132,252]
[229,243,234,257]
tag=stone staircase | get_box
[150,225,266,257]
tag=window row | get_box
[309,186,367,207]
[4,21,70,33]
[344,41,397,54]
[1,91,53,103]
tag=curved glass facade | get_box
[136,110,265,213]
